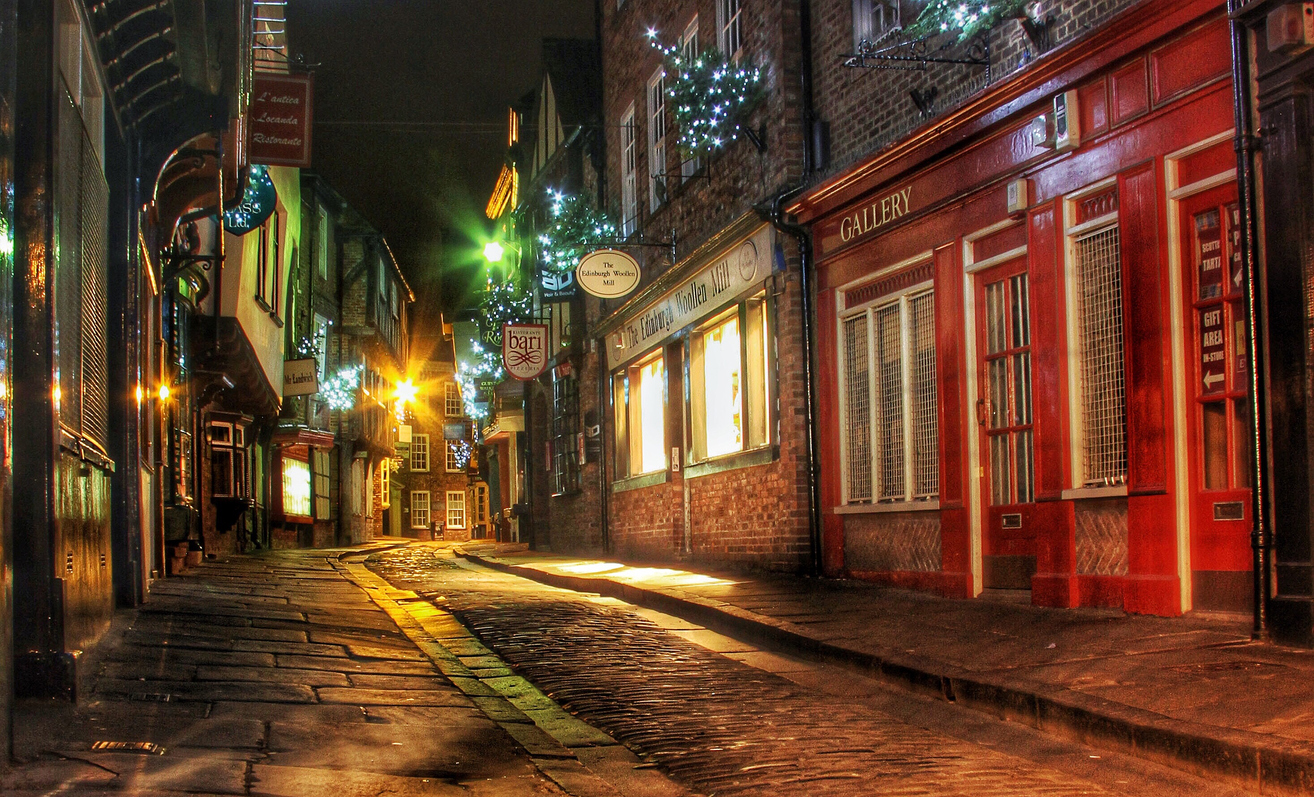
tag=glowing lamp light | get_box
[135,385,144,405]
[158,384,171,401]
[393,379,418,405]
[482,241,505,263]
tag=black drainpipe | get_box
[1228,0,1269,640]
[765,0,822,576]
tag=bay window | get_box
[690,294,771,461]
[613,352,667,477]
[841,287,938,504]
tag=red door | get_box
[975,258,1038,590]
[1179,185,1253,612]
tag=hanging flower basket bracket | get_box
[842,32,991,75]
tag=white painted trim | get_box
[1065,212,1118,238]
[1066,175,1119,202]
[1062,195,1085,487]
[1060,485,1128,500]
[961,238,983,596]
[1169,169,1237,202]
[834,500,941,515]
[836,289,852,504]
[836,250,934,295]
[1165,161,1196,615]
[840,278,934,318]
[1163,129,1233,163]
[965,245,1026,274]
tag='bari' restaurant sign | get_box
[249,73,314,167]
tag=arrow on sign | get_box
[1203,371,1225,389]
[1234,270,1243,288]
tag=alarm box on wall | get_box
[1268,4,1314,52]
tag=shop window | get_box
[445,382,462,417]
[447,490,467,530]
[621,104,638,237]
[411,433,430,472]
[445,440,463,473]
[841,288,938,503]
[410,490,430,529]
[680,18,702,181]
[282,457,311,518]
[648,68,667,210]
[613,353,666,477]
[718,0,742,59]
[313,448,332,520]
[553,373,581,494]
[1072,225,1127,486]
[690,295,772,461]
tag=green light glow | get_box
[483,241,505,263]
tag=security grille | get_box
[842,315,872,502]
[1075,226,1127,486]
[874,304,905,499]
[909,291,938,498]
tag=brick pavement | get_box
[457,543,1314,796]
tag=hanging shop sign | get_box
[541,269,578,301]
[502,323,550,380]
[249,73,314,167]
[283,358,319,397]
[443,421,468,440]
[222,165,277,235]
[577,249,641,298]
[606,224,770,370]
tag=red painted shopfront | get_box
[793,0,1249,615]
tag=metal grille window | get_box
[552,374,581,495]
[621,105,638,237]
[648,69,666,210]
[446,490,466,529]
[718,0,742,57]
[411,433,429,472]
[410,490,430,529]
[1075,226,1127,486]
[841,287,938,503]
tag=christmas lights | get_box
[904,0,1033,42]
[480,277,533,333]
[650,35,764,159]
[455,341,503,421]
[538,190,617,274]
[320,365,361,411]
[450,439,473,470]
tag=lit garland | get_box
[649,32,764,159]
[320,365,361,411]
[903,0,1033,42]
[450,439,473,470]
[456,341,503,421]
[480,276,533,333]
[294,336,321,361]
[538,190,617,275]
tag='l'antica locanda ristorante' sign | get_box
[249,74,314,167]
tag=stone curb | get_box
[458,548,1314,797]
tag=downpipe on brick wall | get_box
[1228,0,1270,640]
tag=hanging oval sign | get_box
[576,249,641,299]
[222,164,278,235]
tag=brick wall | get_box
[809,0,1145,180]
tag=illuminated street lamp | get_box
[393,379,418,406]
[482,241,505,263]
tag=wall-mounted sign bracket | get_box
[589,228,678,264]
[841,33,991,79]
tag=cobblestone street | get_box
[367,546,1262,797]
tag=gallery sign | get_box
[577,249,641,298]
[249,73,314,167]
[606,224,771,370]
[283,358,319,397]
[502,323,549,380]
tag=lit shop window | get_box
[282,457,312,517]
[1072,224,1127,487]
[690,296,771,461]
[613,353,667,477]
[447,490,467,530]
[410,490,430,529]
[841,288,938,503]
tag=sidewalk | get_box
[3,544,686,797]
[457,543,1314,796]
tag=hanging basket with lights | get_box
[538,192,618,275]
[903,0,1034,42]
[652,37,765,159]
[321,365,361,411]
[480,277,533,334]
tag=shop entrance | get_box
[1178,184,1253,613]
[975,258,1038,590]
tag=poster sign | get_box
[577,249,641,298]
[1200,307,1226,395]
[1227,203,1244,296]
[283,358,319,397]
[502,324,549,380]
[249,73,314,167]
[443,422,467,440]
[1195,209,1223,300]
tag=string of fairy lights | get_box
[904,0,1034,41]
[539,190,617,275]
[648,31,764,158]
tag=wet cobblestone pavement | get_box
[367,547,1239,797]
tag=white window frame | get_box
[379,459,391,508]
[445,382,463,417]
[411,433,430,472]
[852,0,899,48]
[446,440,463,473]
[689,295,772,462]
[648,68,667,211]
[680,18,702,181]
[621,103,638,237]
[613,351,667,478]
[1063,180,1129,494]
[446,490,467,530]
[410,490,430,529]
[717,0,743,59]
[837,277,939,506]
[316,206,330,281]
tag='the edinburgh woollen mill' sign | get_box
[502,324,549,381]
[283,358,319,397]
[577,249,641,298]
[249,73,314,167]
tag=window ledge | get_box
[835,500,940,515]
[254,296,272,313]
[685,446,775,479]
[1061,485,1129,500]
[612,470,669,493]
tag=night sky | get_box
[286,1,597,315]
